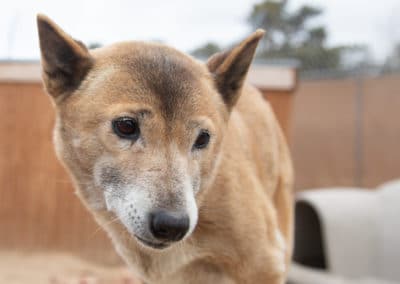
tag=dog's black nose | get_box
[150,211,190,242]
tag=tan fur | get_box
[37,14,293,284]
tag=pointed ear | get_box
[207,29,264,109]
[37,14,93,98]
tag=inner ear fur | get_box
[207,29,265,109]
[37,14,93,98]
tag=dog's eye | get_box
[112,117,140,140]
[193,130,210,150]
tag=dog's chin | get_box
[134,235,170,250]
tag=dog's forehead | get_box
[89,42,211,119]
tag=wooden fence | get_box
[1,64,399,264]
[0,63,296,264]
[291,73,400,190]
[0,83,120,264]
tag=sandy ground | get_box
[0,251,140,284]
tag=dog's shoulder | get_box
[228,83,281,155]
[235,83,276,128]
[222,83,290,195]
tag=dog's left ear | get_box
[207,29,265,110]
[37,14,93,99]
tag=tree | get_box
[248,1,322,50]
[88,42,102,49]
[191,42,221,59]
[382,43,400,73]
[190,0,364,72]
[248,0,343,71]
[248,0,288,50]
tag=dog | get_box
[37,14,294,284]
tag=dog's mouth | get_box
[134,235,170,250]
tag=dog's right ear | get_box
[37,14,93,99]
[206,30,264,110]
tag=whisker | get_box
[87,215,122,240]
[53,179,92,186]
[87,207,137,242]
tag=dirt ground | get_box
[0,251,140,284]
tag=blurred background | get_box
[0,0,399,283]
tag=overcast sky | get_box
[1,0,400,62]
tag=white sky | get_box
[1,0,400,62]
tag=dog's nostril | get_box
[150,211,190,242]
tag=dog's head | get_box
[37,15,263,250]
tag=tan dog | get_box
[37,14,293,284]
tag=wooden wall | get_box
[0,83,120,264]
[262,90,294,139]
[291,74,400,190]
[2,74,398,262]
[0,82,295,263]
